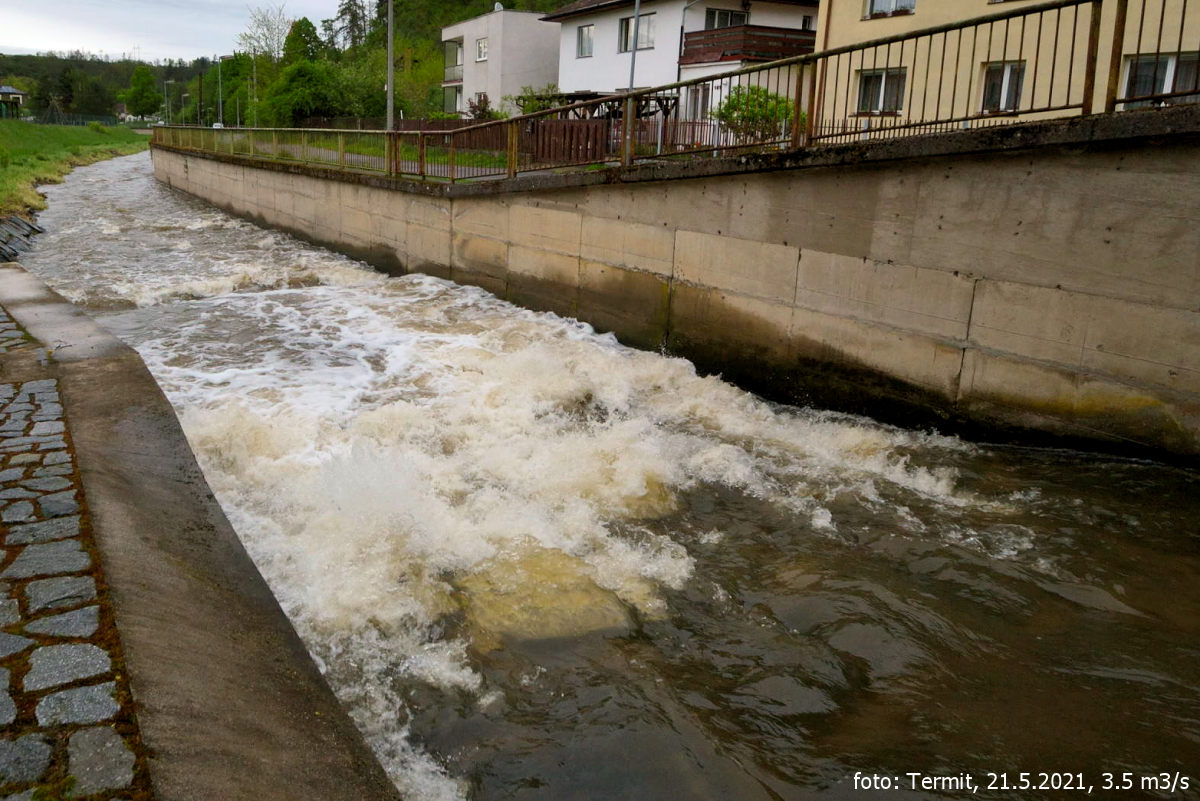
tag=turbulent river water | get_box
[21,152,1200,800]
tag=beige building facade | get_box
[809,0,1198,138]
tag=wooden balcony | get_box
[680,25,816,65]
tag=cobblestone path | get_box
[0,306,148,800]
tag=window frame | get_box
[1124,52,1200,107]
[618,12,656,53]
[981,60,1025,113]
[476,37,488,62]
[857,67,907,114]
[577,23,594,58]
[866,0,916,18]
[705,8,749,30]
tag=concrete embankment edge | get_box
[150,107,1200,459]
[0,264,402,800]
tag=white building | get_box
[441,9,562,116]
[543,0,818,94]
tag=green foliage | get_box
[264,60,342,126]
[123,64,162,117]
[503,83,563,116]
[710,85,795,142]
[86,121,108,133]
[283,18,324,65]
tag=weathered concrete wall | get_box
[151,118,1200,456]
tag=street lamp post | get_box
[217,54,234,126]
[164,79,175,124]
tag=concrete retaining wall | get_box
[151,117,1200,457]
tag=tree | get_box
[238,3,291,62]
[283,17,323,65]
[264,59,342,125]
[710,85,794,142]
[334,0,370,50]
[122,64,162,117]
[74,76,115,115]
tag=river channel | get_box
[21,152,1200,800]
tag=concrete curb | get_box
[0,263,402,800]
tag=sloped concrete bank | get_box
[152,107,1200,459]
[0,263,402,800]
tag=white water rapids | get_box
[22,153,1200,800]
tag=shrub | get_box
[86,121,109,134]
[710,85,796,143]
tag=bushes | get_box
[710,85,797,142]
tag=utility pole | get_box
[252,49,258,127]
[628,0,643,91]
[217,54,223,125]
[386,0,394,130]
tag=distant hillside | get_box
[1,0,571,124]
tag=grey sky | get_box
[3,0,339,63]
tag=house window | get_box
[981,61,1025,113]
[1124,53,1199,107]
[443,86,463,114]
[577,24,594,57]
[618,13,655,52]
[687,83,711,119]
[858,68,907,113]
[867,0,916,16]
[802,15,815,31]
[476,38,488,61]
[705,8,749,29]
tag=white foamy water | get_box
[25,153,1200,801]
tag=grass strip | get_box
[0,120,150,217]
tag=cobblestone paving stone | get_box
[0,308,149,799]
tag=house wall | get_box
[558,0,819,92]
[558,0,689,92]
[151,118,1200,457]
[813,0,1198,130]
[442,11,561,115]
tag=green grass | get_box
[0,120,150,217]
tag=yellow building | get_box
[809,0,1198,139]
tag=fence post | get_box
[1081,0,1105,115]
[621,97,634,166]
[507,121,518,179]
[338,133,345,167]
[418,134,427,179]
[449,135,457,183]
[386,132,395,177]
[1104,0,1130,113]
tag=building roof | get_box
[543,0,816,22]
[0,86,26,95]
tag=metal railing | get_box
[153,0,1197,183]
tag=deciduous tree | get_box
[122,64,161,117]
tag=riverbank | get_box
[0,121,149,218]
[0,263,401,800]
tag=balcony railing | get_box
[155,0,1198,183]
[681,24,817,65]
[443,64,463,83]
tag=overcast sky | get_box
[3,0,339,63]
